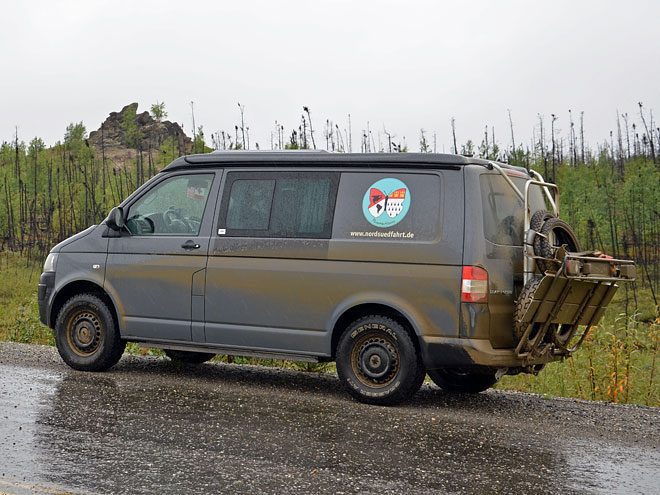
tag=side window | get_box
[126,174,214,236]
[227,179,275,230]
[220,172,338,238]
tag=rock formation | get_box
[88,103,191,155]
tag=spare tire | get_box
[514,275,575,352]
[533,217,581,273]
[529,209,555,233]
[513,275,545,349]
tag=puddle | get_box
[567,442,660,494]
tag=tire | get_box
[54,293,126,371]
[529,209,555,233]
[336,315,425,406]
[533,216,581,273]
[529,210,555,274]
[165,349,215,364]
[513,275,544,348]
[513,276,574,351]
[428,369,497,393]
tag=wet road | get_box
[1,343,659,494]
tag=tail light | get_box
[461,266,488,303]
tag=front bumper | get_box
[38,272,55,327]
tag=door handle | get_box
[181,240,201,250]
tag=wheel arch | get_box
[50,280,119,333]
[330,302,421,360]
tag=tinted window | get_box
[220,172,338,238]
[126,174,213,236]
[271,178,331,235]
[480,174,545,246]
[227,179,275,230]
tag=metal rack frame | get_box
[487,162,635,362]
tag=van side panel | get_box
[204,168,464,356]
[204,256,461,354]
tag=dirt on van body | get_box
[0,342,658,494]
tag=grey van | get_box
[38,151,634,405]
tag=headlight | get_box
[43,253,58,273]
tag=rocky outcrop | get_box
[89,103,190,154]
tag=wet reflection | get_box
[2,358,655,494]
[26,358,583,494]
[0,365,58,482]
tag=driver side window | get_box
[126,174,214,236]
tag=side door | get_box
[204,170,339,354]
[105,171,219,342]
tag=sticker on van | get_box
[362,178,411,228]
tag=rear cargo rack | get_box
[488,161,635,362]
[513,254,635,362]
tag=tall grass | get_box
[0,251,54,345]
[497,303,660,407]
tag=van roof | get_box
[163,150,529,174]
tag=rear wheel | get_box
[54,293,126,371]
[336,315,425,406]
[165,349,216,364]
[428,369,498,393]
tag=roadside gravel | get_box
[1,342,658,494]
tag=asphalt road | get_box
[0,342,658,495]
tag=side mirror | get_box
[106,207,125,231]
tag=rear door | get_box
[468,170,545,348]
[105,171,219,342]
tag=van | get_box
[38,151,633,405]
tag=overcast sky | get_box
[2,0,659,154]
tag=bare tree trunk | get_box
[508,110,516,160]
[101,122,107,209]
[191,101,197,154]
[303,107,316,150]
[580,111,586,164]
[551,114,557,183]
[639,102,656,164]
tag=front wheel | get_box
[54,293,126,371]
[336,315,425,406]
[428,369,497,393]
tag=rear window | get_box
[480,174,545,246]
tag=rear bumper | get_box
[38,272,55,327]
[420,335,558,370]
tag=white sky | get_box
[1,0,659,153]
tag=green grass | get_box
[1,252,657,405]
[496,291,660,407]
[0,252,54,345]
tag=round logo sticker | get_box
[362,178,411,228]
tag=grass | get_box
[0,252,54,346]
[497,284,660,407]
[1,252,657,406]
[496,314,660,407]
